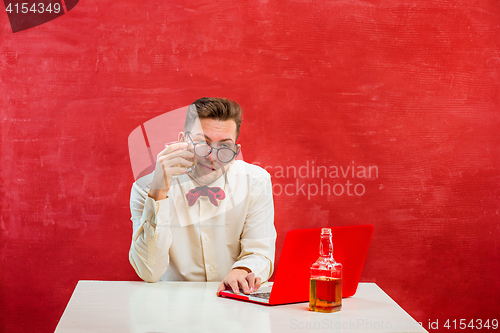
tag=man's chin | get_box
[192,167,221,185]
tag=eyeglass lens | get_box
[194,143,235,163]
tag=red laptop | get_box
[220,225,374,305]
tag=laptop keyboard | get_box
[250,292,271,300]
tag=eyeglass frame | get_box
[186,132,240,163]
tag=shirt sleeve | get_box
[129,180,173,282]
[231,173,277,282]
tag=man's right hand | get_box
[147,142,194,201]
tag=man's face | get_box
[182,118,239,185]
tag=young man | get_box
[129,97,276,296]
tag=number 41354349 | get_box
[444,319,498,330]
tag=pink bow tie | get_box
[186,186,226,207]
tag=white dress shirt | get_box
[129,160,276,283]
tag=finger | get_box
[163,150,194,163]
[165,141,188,151]
[229,280,240,294]
[169,149,194,159]
[254,277,262,291]
[159,157,194,176]
[165,166,189,175]
[159,142,188,156]
[158,161,186,176]
[238,276,251,294]
[216,281,226,297]
[162,156,194,168]
[246,272,256,292]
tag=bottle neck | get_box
[319,235,333,259]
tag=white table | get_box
[55,281,428,333]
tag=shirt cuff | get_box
[142,196,170,228]
[141,196,157,227]
[231,256,272,282]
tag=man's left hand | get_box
[216,268,261,296]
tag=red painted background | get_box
[1,1,499,332]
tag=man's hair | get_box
[184,97,243,139]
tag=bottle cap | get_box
[321,228,331,235]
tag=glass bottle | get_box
[309,228,342,312]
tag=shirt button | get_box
[204,235,209,242]
[203,209,208,214]
[209,266,214,271]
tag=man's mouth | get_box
[199,163,215,171]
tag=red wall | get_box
[1,1,499,332]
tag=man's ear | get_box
[231,144,242,164]
[178,132,186,141]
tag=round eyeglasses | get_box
[187,133,238,163]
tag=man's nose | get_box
[206,148,215,163]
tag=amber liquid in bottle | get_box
[309,277,342,312]
[309,228,342,313]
